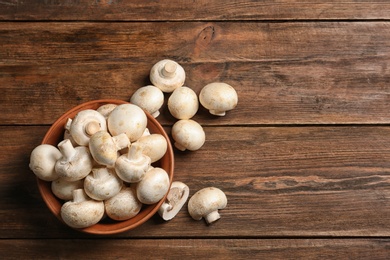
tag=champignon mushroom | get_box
[158,181,189,221]
[130,85,165,118]
[167,86,199,120]
[199,82,238,116]
[115,143,151,183]
[135,133,167,163]
[96,103,117,119]
[55,139,94,181]
[29,144,62,181]
[104,186,142,221]
[188,187,227,224]
[51,178,84,201]
[150,59,185,93]
[84,167,123,201]
[171,119,205,151]
[107,104,148,142]
[68,109,107,146]
[60,189,105,229]
[88,131,130,167]
[136,167,170,205]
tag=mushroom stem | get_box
[85,121,101,136]
[92,167,109,180]
[65,118,72,130]
[151,110,160,118]
[58,139,76,160]
[209,110,226,117]
[162,61,177,78]
[205,210,221,224]
[112,133,130,150]
[72,189,88,203]
[127,143,143,161]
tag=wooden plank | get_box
[1,126,389,238]
[1,1,390,21]
[1,239,389,259]
[1,22,390,125]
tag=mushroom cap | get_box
[188,187,227,224]
[130,85,164,118]
[97,103,117,119]
[29,144,62,181]
[84,168,123,201]
[168,86,199,120]
[150,59,185,93]
[69,109,107,146]
[61,189,105,229]
[136,134,168,163]
[104,187,142,221]
[199,82,238,116]
[107,104,147,142]
[158,181,190,221]
[171,119,205,151]
[51,178,84,201]
[136,167,170,204]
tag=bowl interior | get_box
[37,99,174,235]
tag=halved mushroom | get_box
[158,181,189,221]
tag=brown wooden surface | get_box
[1,1,390,259]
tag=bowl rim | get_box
[37,99,174,235]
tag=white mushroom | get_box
[199,82,238,116]
[96,103,117,119]
[107,104,148,142]
[188,187,227,224]
[64,118,78,147]
[130,85,164,118]
[136,167,170,205]
[88,131,130,167]
[84,167,123,201]
[158,181,189,221]
[51,178,84,201]
[115,143,151,183]
[60,189,105,229]
[29,144,62,181]
[136,134,167,163]
[68,109,107,146]
[55,139,94,181]
[104,187,142,221]
[150,59,185,93]
[171,119,205,151]
[168,86,199,120]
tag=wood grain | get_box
[1,125,389,238]
[1,1,390,21]
[1,22,390,125]
[1,239,389,259]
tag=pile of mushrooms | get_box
[30,58,237,229]
[30,103,170,228]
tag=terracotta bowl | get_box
[37,99,174,235]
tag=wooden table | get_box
[1,1,390,259]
